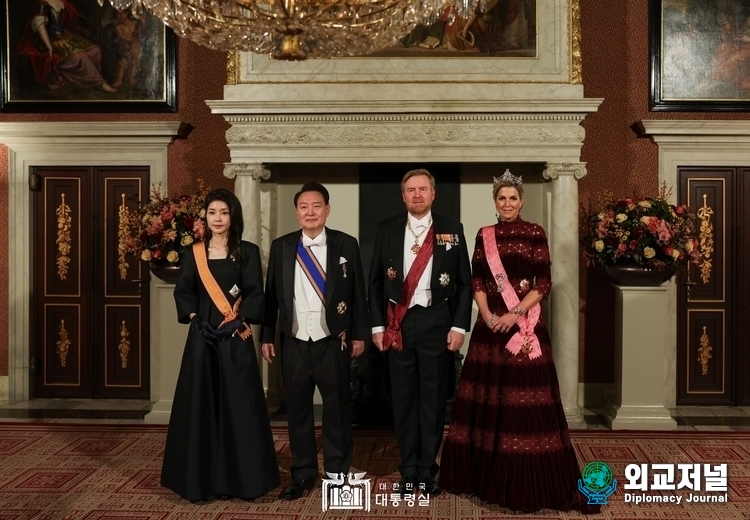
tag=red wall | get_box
[578,0,750,384]
[2,1,749,386]
[0,40,232,375]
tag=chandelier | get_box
[100,0,447,60]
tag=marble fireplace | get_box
[207,8,604,423]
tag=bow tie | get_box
[302,234,325,247]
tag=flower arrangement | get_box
[119,180,208,267]
[584,185,701,271]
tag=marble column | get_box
[224,163,272,246]
[543,162,586,428]
[224,162,283,402]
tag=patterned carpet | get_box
[0,423,748,519]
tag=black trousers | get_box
[281,334,352,481]
[388,300,454,479]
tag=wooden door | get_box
[32,167,150,399]
[677,167,750,405]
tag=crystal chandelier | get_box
[100,0,446,60]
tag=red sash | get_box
[192,243,252,341]
[384,226,434,351]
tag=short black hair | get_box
[294,182,330,206]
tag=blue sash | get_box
[296,239,326,305]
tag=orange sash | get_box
[192,243,252,341]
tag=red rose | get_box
[618,243,627,252]
[675,206,685,215]
[629,240,639,250]
[183,216,194,228]
[153,249,163,259]
[663,246,673,256]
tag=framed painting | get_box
[650,0,750,111]
[372,0,537,58]
[0,0,176,112]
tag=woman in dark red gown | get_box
[439,172,599,515]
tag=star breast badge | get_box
[337,301,348,314]
[386,267,397,281]
[439,273,450,287]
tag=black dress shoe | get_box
[420,476,441,498]
[280,478,315,500]
[396,476,418,497]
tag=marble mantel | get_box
[210,70,603,425]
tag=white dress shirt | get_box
[404,212,434,309]
[292,230,331,342]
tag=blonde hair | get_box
[493,179,524,200]
[401,169,435,191]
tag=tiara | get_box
[493,169,523,187]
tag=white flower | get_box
[181,235,194,246]
[643,247,656,259]
[639,201,652,208]
[671,249,680,258]
[594,240,604,252]
[615,213,628,223]
[166,251,179,263]
[141,249,152,261]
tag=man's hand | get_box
[372,332,386,351]
[261,343,275,363]
[447,330,465,352]
[350,340,365,358]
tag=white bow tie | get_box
[302,234,325,247]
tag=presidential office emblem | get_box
[578,462,617,505]
[322,472,371,512]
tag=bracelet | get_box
[485,314,497,327]
[513,306,526,316]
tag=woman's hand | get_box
[493,312,518,334]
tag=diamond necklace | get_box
[407,216,432,254]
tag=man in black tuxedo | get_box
[261,182,369,500]
[369,169,472,498]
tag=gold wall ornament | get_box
[55,193,72,280]
[56,319,71,367]
[697,194,714,284]
[118,321,131,369]
[570,0,582,84]
[226,51,239,85]
[697,325,713,376]
[117,194,131,281]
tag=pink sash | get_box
[481,225,542,360]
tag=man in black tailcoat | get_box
[261,182,369,500]
[369,168,472,498]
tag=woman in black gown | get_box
[440,173,599,515]
[161,188,280,502]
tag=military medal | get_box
[407,216,432,255]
